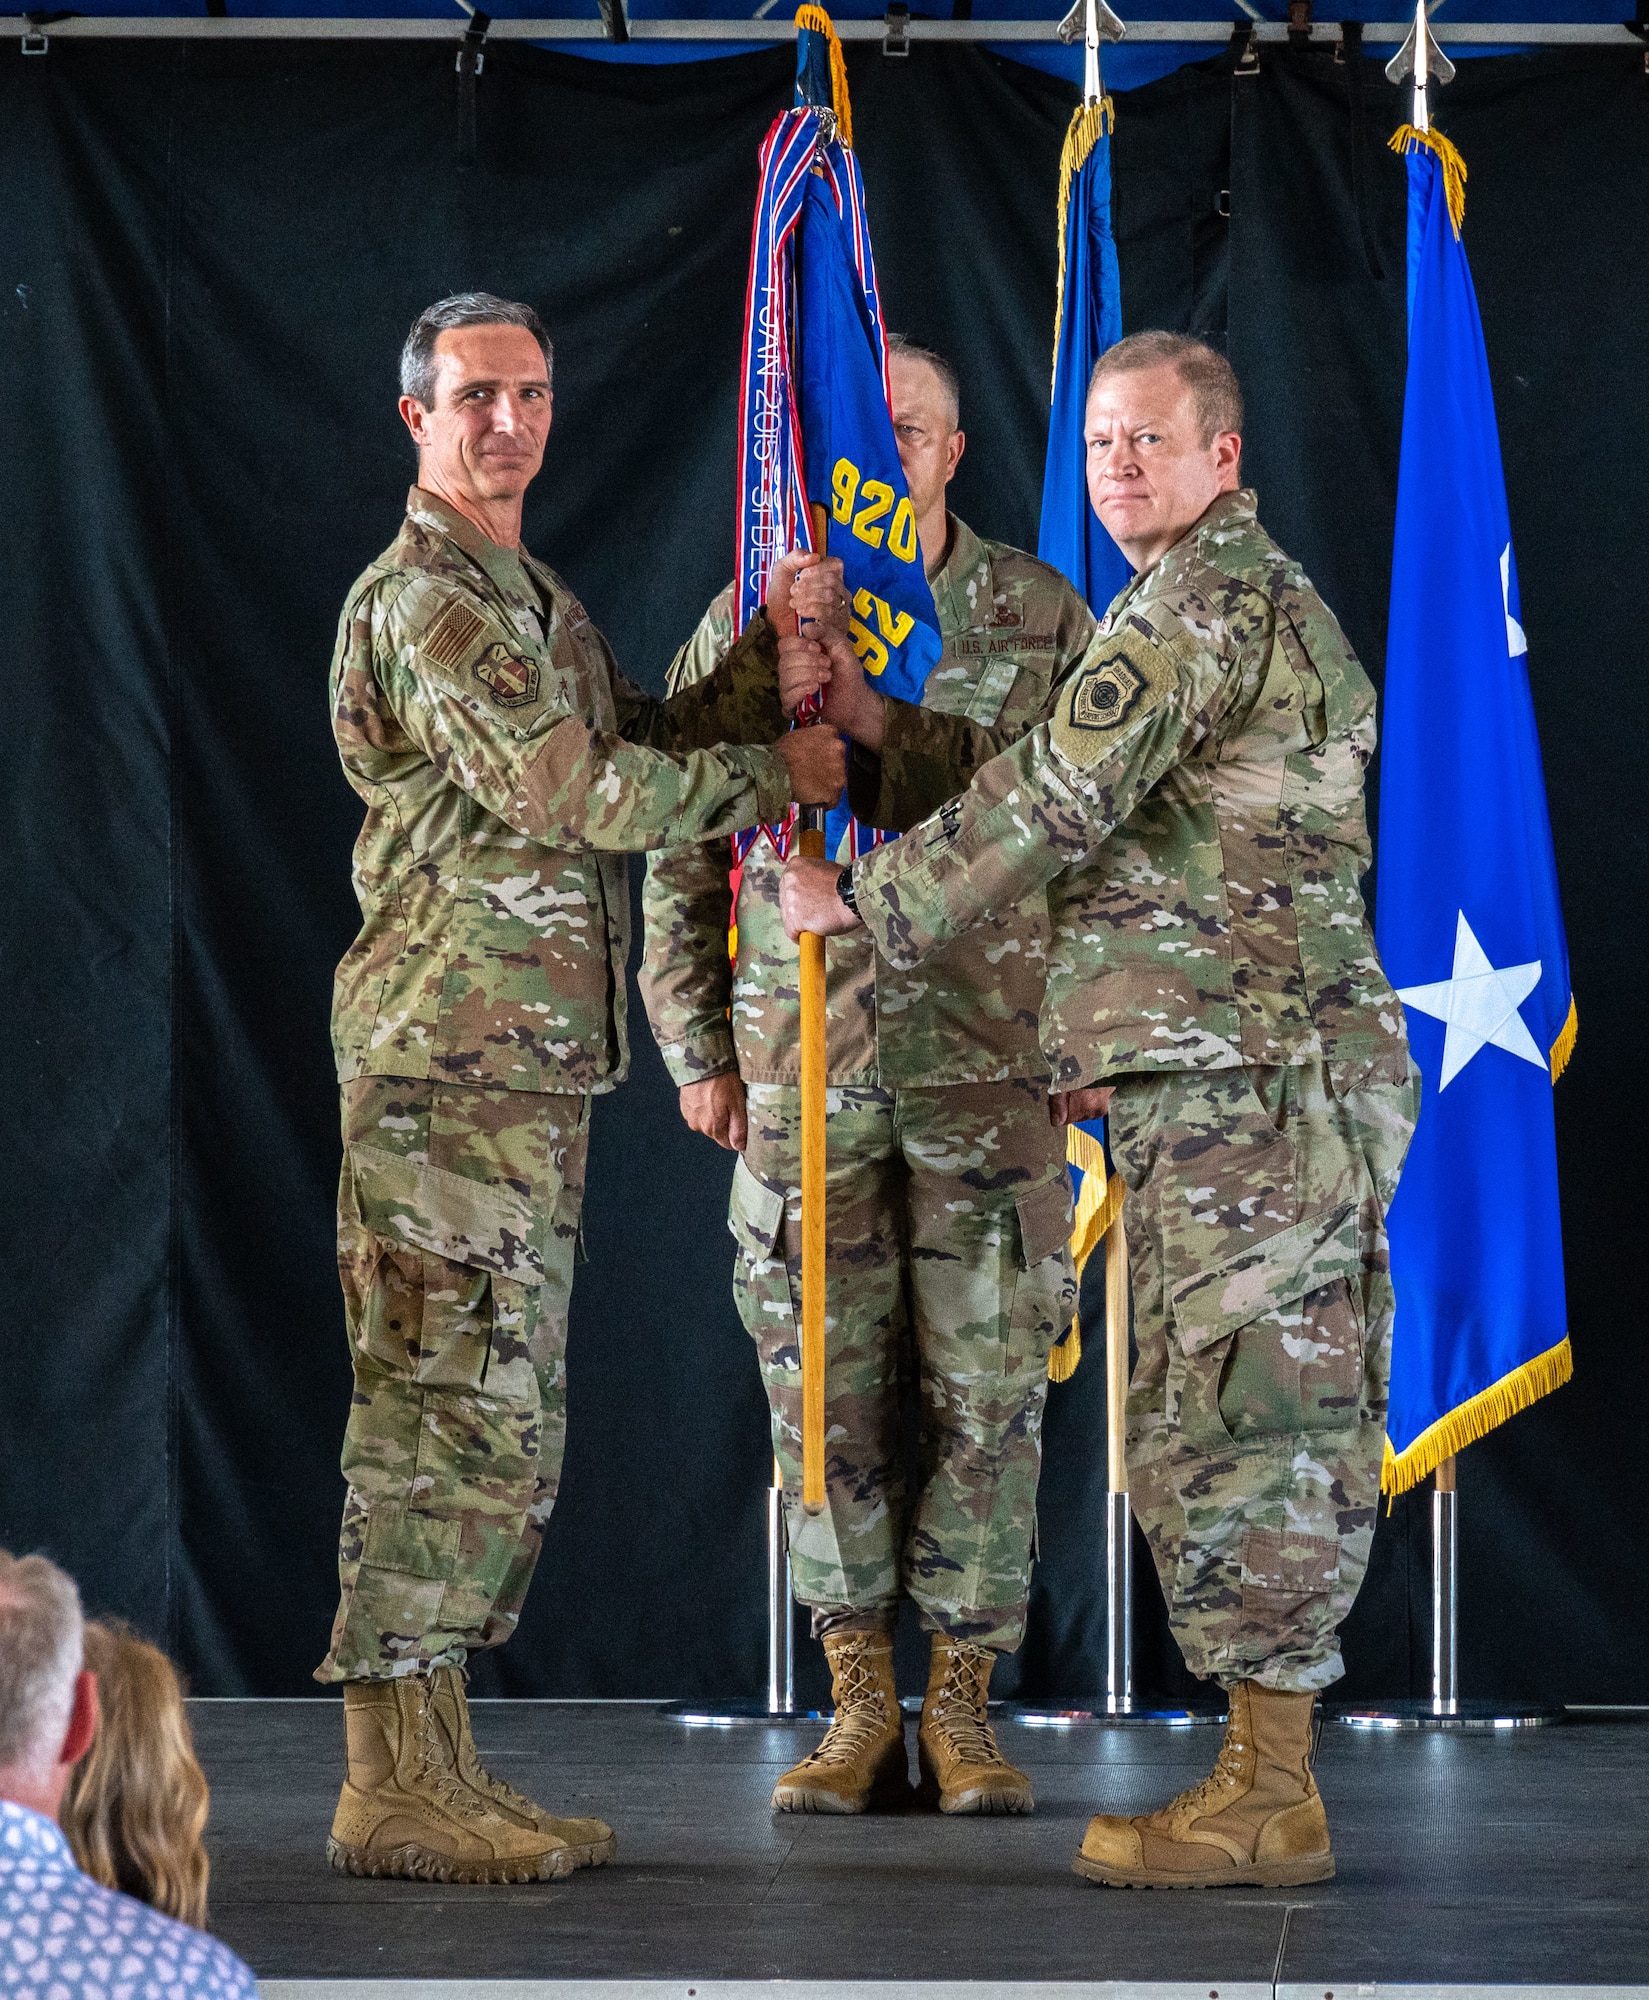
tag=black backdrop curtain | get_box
[1,37,1643,1703]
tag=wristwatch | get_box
[835,865,859,917]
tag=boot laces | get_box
[447,1666,541,1817]
[930,1642,1003,1767]
[410,1676,488,1820]
[804,1638,892,1771]
[1164,1715,1251,1822]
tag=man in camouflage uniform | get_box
[640,341,1095,1817]
[781,332,1417,1886]
[318,293,844,1884]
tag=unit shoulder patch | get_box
[472,643,541,709]
[1051,633,1173,770]
[1068,652,1147,732]
[407,588,544,712]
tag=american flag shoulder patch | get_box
[421,597,487,674]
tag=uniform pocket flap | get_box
[728,1157,786,1261]
[1015,1175,1075,1271]
[1169,1202,1360,1356]
[349,1143,543,1282]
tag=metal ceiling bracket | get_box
[1055,0,1124,45]
[21,25,46,46]
[883,1,908,56]
[455,6,489,74]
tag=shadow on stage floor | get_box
[188,1700,1649,1992]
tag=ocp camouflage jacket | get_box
[330,487,793,1096]
[638,517,1095,1088]
[852,491,1407,1085]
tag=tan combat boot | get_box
[916,1635,1034,1815]
[1073,1680,1333,1889]
[428,1664,616,1870]
[771,1629,911,1814]
[328,1674,574,1883]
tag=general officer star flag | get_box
[1375,123,1575,1494]
[733,6,940,864]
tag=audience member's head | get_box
[0,1548,99,1823]
[61,1621,211,1929]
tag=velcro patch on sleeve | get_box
[1050,631,1172,769]
[472,643,540,709]
[422,597,486,674]
[417,593,542,711]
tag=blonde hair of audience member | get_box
[61,1621,211,1930]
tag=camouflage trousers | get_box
[1109,1053,1419,1694]
[731,1077,1075,1653]
[316,1077,589,1683]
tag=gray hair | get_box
[1088,331,1244,446]
[400,292,555,407]
[0,1550,84,1778]
[887,335,961,429]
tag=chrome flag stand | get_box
[1009,1205,1221,1733]
[664,1462,825,1727]
[1333,1456,1560,1731]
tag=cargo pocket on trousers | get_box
[1240,1527,1341,1632]
[1168,1202,1365,1453]
[1004,1176,1077,1365]
[347,1142,546,1397]
[1015,1176,1076,1271]
[728,1158,796,1352]
[361,1500,463,1583]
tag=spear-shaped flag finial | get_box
[1385,0,1455,133]
[1056,0,1125,108]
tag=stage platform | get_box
[190,1700,1649,1995]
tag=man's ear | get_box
[946,428,966,483]
[59,1670,98,1771]
[1215,429,1243,487]
[398,394,433,449]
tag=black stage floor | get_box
[192,1700,1649,1992]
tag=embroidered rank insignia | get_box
[1069,652,1147,732]
[472,644,540,708]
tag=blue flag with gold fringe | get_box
[732,4,937,865]
[1376,123,1575,1494]
[1038,88,1130,1382]
[1038,96,1130,617]
[796,171,941,858]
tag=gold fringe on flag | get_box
[1048,1121,1124,1381]
[1389,122,1468,238]
[1381,1335,1573,1496]
[795,4,853,150]
[1049,97,1116,396]
[1550,996,1578,1082]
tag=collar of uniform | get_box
[1194,487,1258,542]
[1104,486,1259,625]
[928,512,990,633]
[404,486,542,614]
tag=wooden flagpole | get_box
[798,499,832,1515]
